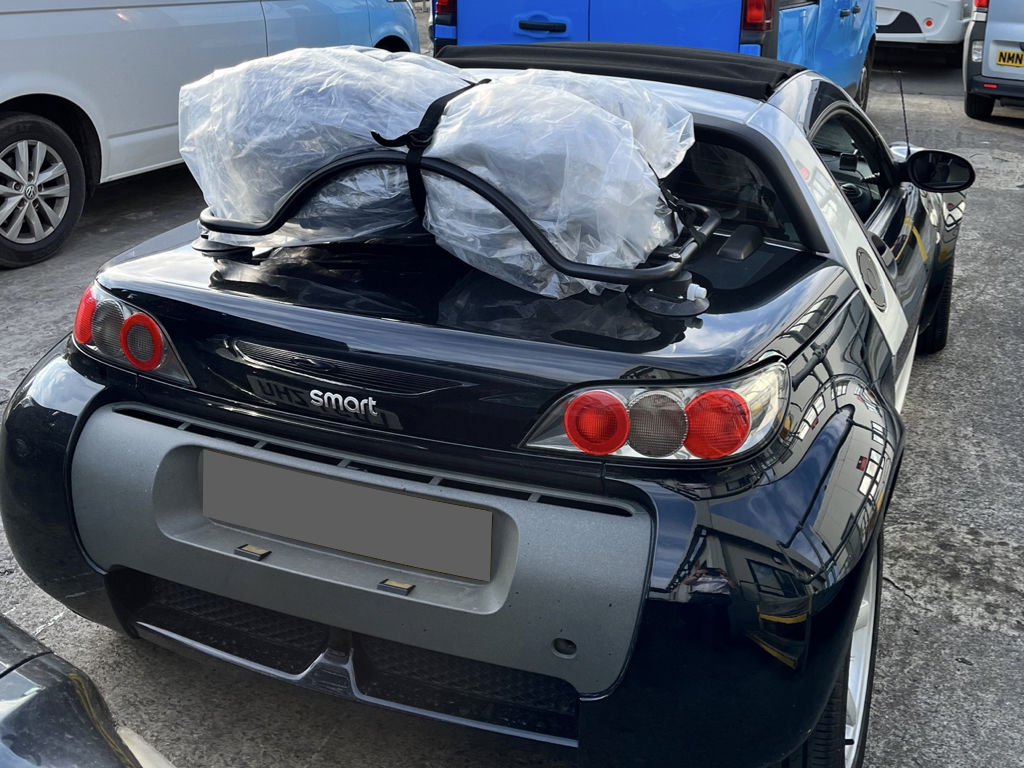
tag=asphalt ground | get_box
[1,21,1023,768]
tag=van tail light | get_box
[524,363,788,462]
[71,283,191,385]
[742,0,774,32]
[974,0,987,8]
[435,0,456,14]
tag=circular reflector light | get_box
[91,301,126,359]
[684,389,751,459]
[120,314,164,371]
[563,391,629,455]
[627,392,688,457]
[73,286,97,345]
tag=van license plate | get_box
[202,451,492,581]
[996,49,1024,68]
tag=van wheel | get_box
[0,114,86,268]
[774,538,882,768]
[964,93,995,120]
[856,44,874,111]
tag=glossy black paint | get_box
[0,616,144,768]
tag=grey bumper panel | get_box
[71,405,652,695]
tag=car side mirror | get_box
[905,150,976,193]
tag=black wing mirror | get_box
[905,150,976,193]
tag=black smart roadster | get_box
[0,45,973,768]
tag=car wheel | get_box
[776,538,882,768]
[0,113,86,268]
[964,92,995,120]
[856,44,874,111]
[917,264,953,355]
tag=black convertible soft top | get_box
[437,43,805,102]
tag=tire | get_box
[917,264,953,355]
[964,92,995,120]
[775,538,882,768]
[0,113,87,268]
[944,43,965,68]
[856,43,874,111]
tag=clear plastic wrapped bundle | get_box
[179,47,696,298]
[423,76,694,297]
[179,46,473,242]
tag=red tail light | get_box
[525,365,787,462]
[435,0,456,13]
[975,0,988,7]
[120,314,165,371]
[742,0,774,31]
[70,282,191,385]
[683,390,751,459]
[564,391,630,455]
[73,286,97,344]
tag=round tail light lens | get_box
[73,286,97,344]
[91,301,126,359]
[628,392,688,457]
[684,389,751,459]
[120,314,164,371]
[564,391,630,455]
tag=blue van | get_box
[431,0,876,107]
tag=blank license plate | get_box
[202,451,492,581]
[997,49,1024,68]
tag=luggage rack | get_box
[197,148,721,313]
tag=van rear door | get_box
[589,0,744,51]
[456,1,589,46]
[982,0,1024,80]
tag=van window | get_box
[666,143,802,246]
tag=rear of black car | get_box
[1,203,898,767]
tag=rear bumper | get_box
[965,73,1024,101]
[877,5,968,45]
[1,341,901,767]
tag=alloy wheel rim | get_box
[0,139,71,244]
[845,546,878,767]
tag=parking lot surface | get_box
[1,30,1023,768]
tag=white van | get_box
[877,0,972,62]
[963,0,1024,118]
[0,0,419,268]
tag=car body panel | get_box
[980,0,1024,80]
[963,1,1024,105]
[0,2,268,182]
[434,0,875,93]
[264,0,373,54]
[877,0,971,45]
[589,0,744,53]
[0,0,419,183]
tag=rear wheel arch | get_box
[0,94,101,195]
[374,35,411,53]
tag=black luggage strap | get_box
[659,180,708,251]
[372,80,489,219]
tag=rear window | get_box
[666,142,802,246]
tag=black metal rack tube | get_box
[198,149,720,287]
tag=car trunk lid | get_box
[97,237,847,451]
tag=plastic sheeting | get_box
[179,47,470,242]
[179,46,695,298]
